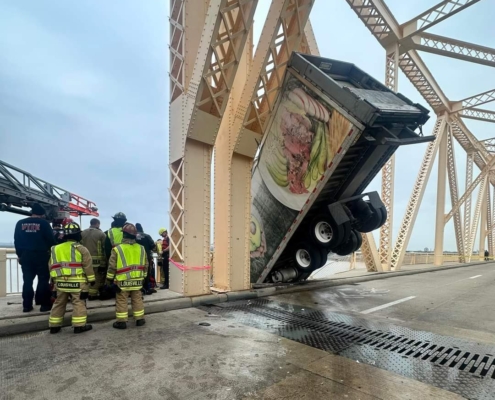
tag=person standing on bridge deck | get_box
[81,218,107,300]
[104,212,127,260]
[106,223,147,329]
[48,222,95,334]
[485,249,489,261]
[136,223,156,295]
[14,203,56,313]
[158,228,170,290]
[101,212,127,300]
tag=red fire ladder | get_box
[0,159,98,223]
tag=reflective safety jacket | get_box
[81,227,107,268]
[49,241,95,293]
[107,227,123,248]
[107,239,147,291]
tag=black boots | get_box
[74,325,93,334]
[40,305,52,312]
[113,320,145,329]
[23,307,33,313]
[113,321,127,329]
[49,325,92,334]
[88,295,99,301]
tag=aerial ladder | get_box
[0,159,99,225]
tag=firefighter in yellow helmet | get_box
[106,223,147,329]
[48,222,95,334]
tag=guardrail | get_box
[0,248,492,297]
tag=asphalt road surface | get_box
[272,262,495,343]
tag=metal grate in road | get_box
[199,299,495,400]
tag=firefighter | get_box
[155,236,163,286]
[81,218,107,300]
[136,223,156,295]
[104,212,127,261]
[106,223,147,329]
[101,212,127,300]
[14,203,56,313]
[158,228,170,289]
[48,222,95,334]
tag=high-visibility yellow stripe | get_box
[49,317,64,323]
[116,312,128,318]
[106,274,115,280]
[133,310,144,317]
[72,316,87,323]
[86,275,95,281]
[88,288,99,295]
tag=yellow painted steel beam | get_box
[401,0,482,37]
[169,0,258,296]
[390,116,448,270]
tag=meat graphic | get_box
[280,109,313,194]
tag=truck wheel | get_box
[293,242,322,273]
[334,230,358,256]
[309,215,339,248]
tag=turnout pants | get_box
[89,267,106,296]
[49,291,88,327]
[20,252,51,309]
[115,290,144,322]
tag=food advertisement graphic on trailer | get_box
[250,72,354,283]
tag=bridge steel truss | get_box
[169,0,495,295]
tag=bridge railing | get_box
[0,248,491,297]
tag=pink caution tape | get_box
[169,258,211,271]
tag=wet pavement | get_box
[0,308,461,400]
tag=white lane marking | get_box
[360,296,416,315]
[469,275,482,279]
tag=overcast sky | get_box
[1,0,494,252]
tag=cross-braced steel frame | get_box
[169,0,495,295]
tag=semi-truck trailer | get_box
[249,52,432,285]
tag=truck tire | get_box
[320,247,329,268]
[355,230,363,251]
[334,230,359,256]
[309,214,340,248]
[293,242,322,273]
[379,205,388,227]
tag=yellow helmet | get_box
[158,228,167,235]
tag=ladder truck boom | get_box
[0,159,98,223]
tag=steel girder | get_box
[446,127,465,262]
[400,0,481,36]
[461,108,495,124]
[168,0,258,295]
[400,32,495,67]
[346,0,495,269]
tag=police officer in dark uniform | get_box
[14,203,56,312]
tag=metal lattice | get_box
[390,117,447,269]
[446,126,465,262]
[243,0,314,135]
[169,0,185,102]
